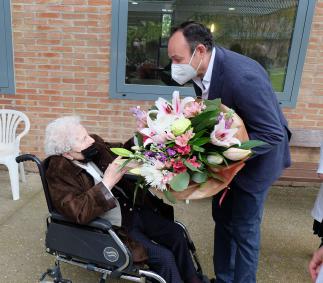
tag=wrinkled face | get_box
[64,125,95,160]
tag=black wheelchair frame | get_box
[16,154,208,283]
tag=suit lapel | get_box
[208,46,225,100]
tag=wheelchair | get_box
[16,154,210,283]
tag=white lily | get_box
[147,110,177,133]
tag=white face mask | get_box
[171,48,202,85]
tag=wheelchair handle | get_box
[16,154,42,166]
[16,153,54,213]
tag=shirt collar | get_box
[193,47,216,94]
[203,47,216,85]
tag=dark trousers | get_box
[129,207,197,283]
[212,181,270,283]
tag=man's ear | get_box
[63,152,73,160]
[196,44,207,55]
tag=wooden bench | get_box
[278,129,323,183]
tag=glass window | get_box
[110,0,315,107]
[0,0,15,94]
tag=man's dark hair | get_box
[170,21,214,53]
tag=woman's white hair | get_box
[44,116,82,156]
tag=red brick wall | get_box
[1,0,322,165]
[284,0,323,162]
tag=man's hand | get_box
[102,157,128,189]
[309,247,323,282]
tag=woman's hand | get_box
[102,157,128,189]
[309,247,323,282]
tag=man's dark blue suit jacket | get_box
[194,46,291,192]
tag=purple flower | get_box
[225,118,233,129]
[217,113,224,122]
[217,112,233,129]
[130,106,147,129]
[166,148,176,156]
[144,151,156,158]
[157,153,167,162]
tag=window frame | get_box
[0,0,15,95]
[109,0,316,107]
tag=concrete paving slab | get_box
[0,170,320,283]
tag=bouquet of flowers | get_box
[111,91,264,202]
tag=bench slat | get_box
[289,129,323,147]
[288,162,318,170]
[275,128,322,183]
[279,162,320,182]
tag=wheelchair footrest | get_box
[39,266,72,283]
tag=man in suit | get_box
[168,21,291,283]
[44,116,203,283]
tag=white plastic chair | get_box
[0,109,30,200]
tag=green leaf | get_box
[169,172,190,191]
[203,99,221,111]
[132,176,145,206]
[191,129,207,140]
[198,152,207,163]
[110,148,133,157]
[183,160,203,173]
[134,132,143,147]
[194,119,217,132]
[163,190,176,204]
[133,184,139,207]
[118,158,132,170]
[191,110,217,128]
[148,111,157,120]
[191,171,208,183]
[239,140,267,150]
[190,137,211,146]
[192,145,205,152]
[165,141,175,147]
[222,157,229,166]
[149,105,158,111]
[190,98,222,132]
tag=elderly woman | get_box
[44,116,203,283]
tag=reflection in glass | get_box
[126,0,299,92]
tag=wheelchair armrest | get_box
[87,218,112,231]
[50,212,113,231]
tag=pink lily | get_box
[210,117,241,147]
[155,91,195,117]
[140,128,175,147]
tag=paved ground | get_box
[0,170,320,283]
